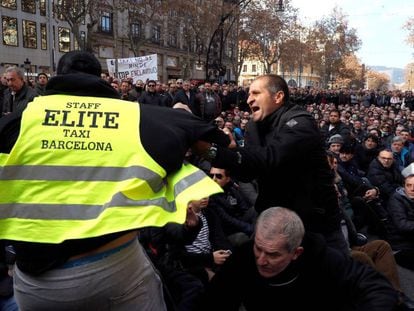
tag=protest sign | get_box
[107,54,158,83]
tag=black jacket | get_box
[354,144,379,174]
[173,89,196,112]
[205,233,398,311]
[2,83,37,115]
[366,158,403,203]
[386,188,414,250]
[208,183,254,236]
[320,121,351,145]
[138,90,164,106]
[214,103,341,234]
[140,207,232,282]
[0,73,228,274]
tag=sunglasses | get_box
[209,173,223,180]
[148,84,156,87]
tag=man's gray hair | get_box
[255,207,304,252]
[5,66,25,80]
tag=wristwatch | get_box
[204,143,218,161]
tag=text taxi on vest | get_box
[41,101,118,151]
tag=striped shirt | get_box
[185,212,211,254]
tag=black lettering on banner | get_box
[41,102,120,152]
[62,129,91,138]
[42,109,60,126]
[103,112,119,129]
[65,102,101,109]
[42,110,119,128]
[41,140,113,151]
[116,71,130,79]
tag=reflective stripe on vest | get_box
[0,95,222,243]
[0,165,164,193]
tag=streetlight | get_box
[196,43,203,68]
[80,31,86,51]
[23,58,31,84]
[205,0,253,82]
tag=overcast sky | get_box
[289,0,414,69]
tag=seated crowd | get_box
[126,81,414,310]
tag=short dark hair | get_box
[56,51,101,77]
[364,133,379,144]
[339,143,355,154]
[329,109,340,116]
[37,72,48,80]
[259,74,289,102]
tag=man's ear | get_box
[292,246,304,261]
[274,91,285,105]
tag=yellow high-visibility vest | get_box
[0,95,222,243]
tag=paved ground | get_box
[365,232,414,306]
[398,265,414,306]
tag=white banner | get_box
[106,54,158,83]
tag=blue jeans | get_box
[0,296,18,311]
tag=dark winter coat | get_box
[205,233,398,311]
[2,83,37,115]
[386,187,414,250]
[320,121,351,145]
[214,102,341,234]
[208,183,254,236]
[366,158,403,203]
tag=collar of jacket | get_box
[256,102,292,136]
[44,73,120,99]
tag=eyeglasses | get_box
[148,84,156,87]
[209,173,223,180]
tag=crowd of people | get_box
[0,51,413,310]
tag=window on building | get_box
[252,64,256,72]
[168,31,177,47]
[2,16,18,46]
[58,26,70,52]
[100,12,113,34]
[130,22,141,39]
[23,20,37,48]
[182,33,190,51]
[40,23,47,49]
[152,25,161,43]
[243,64,247,72]
[1,0,17,9]
[168,9,178,18]
[22,0,36,13]
[39,0,46,16]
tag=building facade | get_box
[238,57,323,88]
[0,0,238,83]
